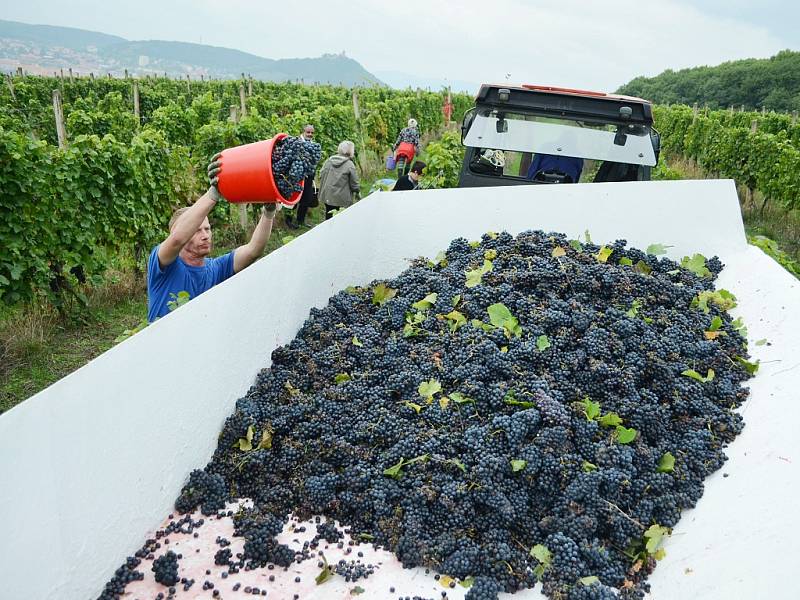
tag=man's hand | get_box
[207,153,223,203]
[262,203,281,219]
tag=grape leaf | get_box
[451,294,462,307]
[236,425,255,451]
[418,379,442,398]
[634,260,652,275]
[335,373,351,384]
[352,336,363,347]
[439,396,450,410]
[460,576,475,588]
[708,316,723,331]
[646,243,672,256]
[644,525,669,555]
[484,249,497,260]
[569,239,583,252]
[582,461,598,472]
[445,310,466,332]
[681,254,711,278]
[412,292,438,311]
[448,458,467,472]
[619,257,634,266]
[681,368,714,383]
[596,246,613,263]
[599,412,623,428]
[350,585,365,595]
[504,391,535,409]
[552,246,566,258]
[404,401,423,414]
[383,458,405,478]
[735,356,760,375]
[584,229,593,244]
[530,544,552,566]
[450,392,474,404]
[372,283,397,306]
[657,452,675,473]
[440,575,456,588]
[616,425,637,444]
[488,303,514,328]
[580,576,600,586]
[581,397,601,421]
[755,338,767,346]
[510,459,527,472]
[536,335,551,352]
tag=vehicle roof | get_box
[480,84,651,105]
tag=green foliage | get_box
[748,235,800,279]
[0,75,468,309]
[419,130,464,189]
[617,50,800,113]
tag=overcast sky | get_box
[2,0,797,91]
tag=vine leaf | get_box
[372,283,397,306]
[450,392,474,404]
[681,254,711,278]
[596,246,613,263]
[619,257,634,266]
[236,425,255,451]
[552,246,566,258]
[599,412,623,428]
[579,576,600,586]
[735,356,760,375]
[510,459,527,472]
[412,292,438,311]
[536,335,551,352]
[352,336,363,347]
[616,425,637,444]
[581,397,601,421]
[646,243,672,256]
[657,452,675,473]
[681,368,715,383]
[418,379,442,399]
[335,372,352,384]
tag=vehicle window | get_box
[463,111,656,167]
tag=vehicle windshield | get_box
[463,110,656,167]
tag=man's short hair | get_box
[169,207,191,231]
[410,161,426,175]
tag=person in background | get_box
[285,124,318,229]
[146,157,278,322]
[393,118,421,175]
[318,140,360,219]
[526,153,584,183]
[392,160,426,191]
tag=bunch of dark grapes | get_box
[271,136,321,200]
[151,551,179,587]
[102,230,755,600]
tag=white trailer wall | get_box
[0,180,798,599]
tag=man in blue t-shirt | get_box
[147,156,279,322]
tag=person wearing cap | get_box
[146,157,278,322]
[392,160,427,191]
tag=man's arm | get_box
[233,204,278,273]
[157,157,222,268]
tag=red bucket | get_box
[217,133,303,206]
[395,142,416,162]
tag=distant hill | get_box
[0,19,383,86]
[616,50,800,112]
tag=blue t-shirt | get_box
[147,245,235,322]
[527,154,584,183]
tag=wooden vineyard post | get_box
[226,105,248,231]
[133,81,140,125]
[248,78,253,97]
[68,67,74,83]
[186,74,191,94]
[124,69,129,79]
[52,89,67,149]
[751,120,758,134]
[692,102,699,121]
[792,111,798,125]
[239,85,247,118]
[16,67,23,77]
[5,73,15,101]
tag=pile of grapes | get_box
[271,136,321,200]
[105,230,755,600]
